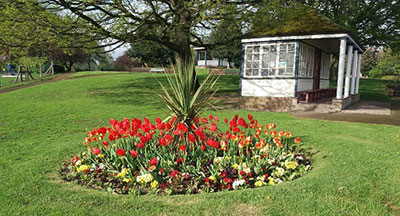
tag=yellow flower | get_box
[150,180,159,188]
[284,161,297,170]
[232,164,239,170]
[118,168,129,178]
[254,180,264,187]
[268,177,275,186]
[97,154,104,158]
[123,178,132,183]
[209,176,217,183]
[77,165,90,173]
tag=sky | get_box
[111,46,128,60]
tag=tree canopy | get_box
[42,0,259,65]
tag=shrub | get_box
[60,115,312,195]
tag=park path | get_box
[291,98,400,127]
[0,73,72,94]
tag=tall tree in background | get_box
[296,0,400,49]
[126,41,175,67]
[209,18,243,68]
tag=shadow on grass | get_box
[86,74,241,109]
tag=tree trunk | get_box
[176,50,200,90]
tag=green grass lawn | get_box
[330,78,392,102]
[70,71,129,78]
[0,72,399,215]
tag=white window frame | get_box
[243,42,297,78]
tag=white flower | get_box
[214,157,223,164]
[273,167,285,177]
[267,159,275,165]
[232,179,246,189]
[136,173,153,184]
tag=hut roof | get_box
[245,7,351,38]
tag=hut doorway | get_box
[313,49,321,90]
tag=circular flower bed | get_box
[60,114,312,195]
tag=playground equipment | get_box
[14,65,34,83]
[45,61,55,75]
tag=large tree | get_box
[42,0,260,67]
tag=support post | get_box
[336,38,347,99]
[204,51,207,67]
[355,54,362,94]
[351,50,358,95]
[344,45,353,98]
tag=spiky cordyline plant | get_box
[157,57,219,149]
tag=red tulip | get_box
[137,142,145,149]
[223,178,232,184]
[129,149,138,157]
[248,114,253,120]
[92,147,101,155]
[150,158,158,166]
[295,137,301,144]
[165,134,173,141]
[180,145,186,152]
[188,134,196,143]
[116,149,126,157]
[201,144,206,151]
[159,137,167,146]
[170,170,178,178]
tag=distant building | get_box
[193,47,233,68]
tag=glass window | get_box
[320,52,330,79]
[298,43,315,78]
[244,42,296,78]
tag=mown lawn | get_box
[330,78,392,102]
[0,72,399,215]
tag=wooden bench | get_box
[224,69,240,75]
[297,88,336,103]
[149,68,164,73]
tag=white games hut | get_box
[240,9,364,111]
